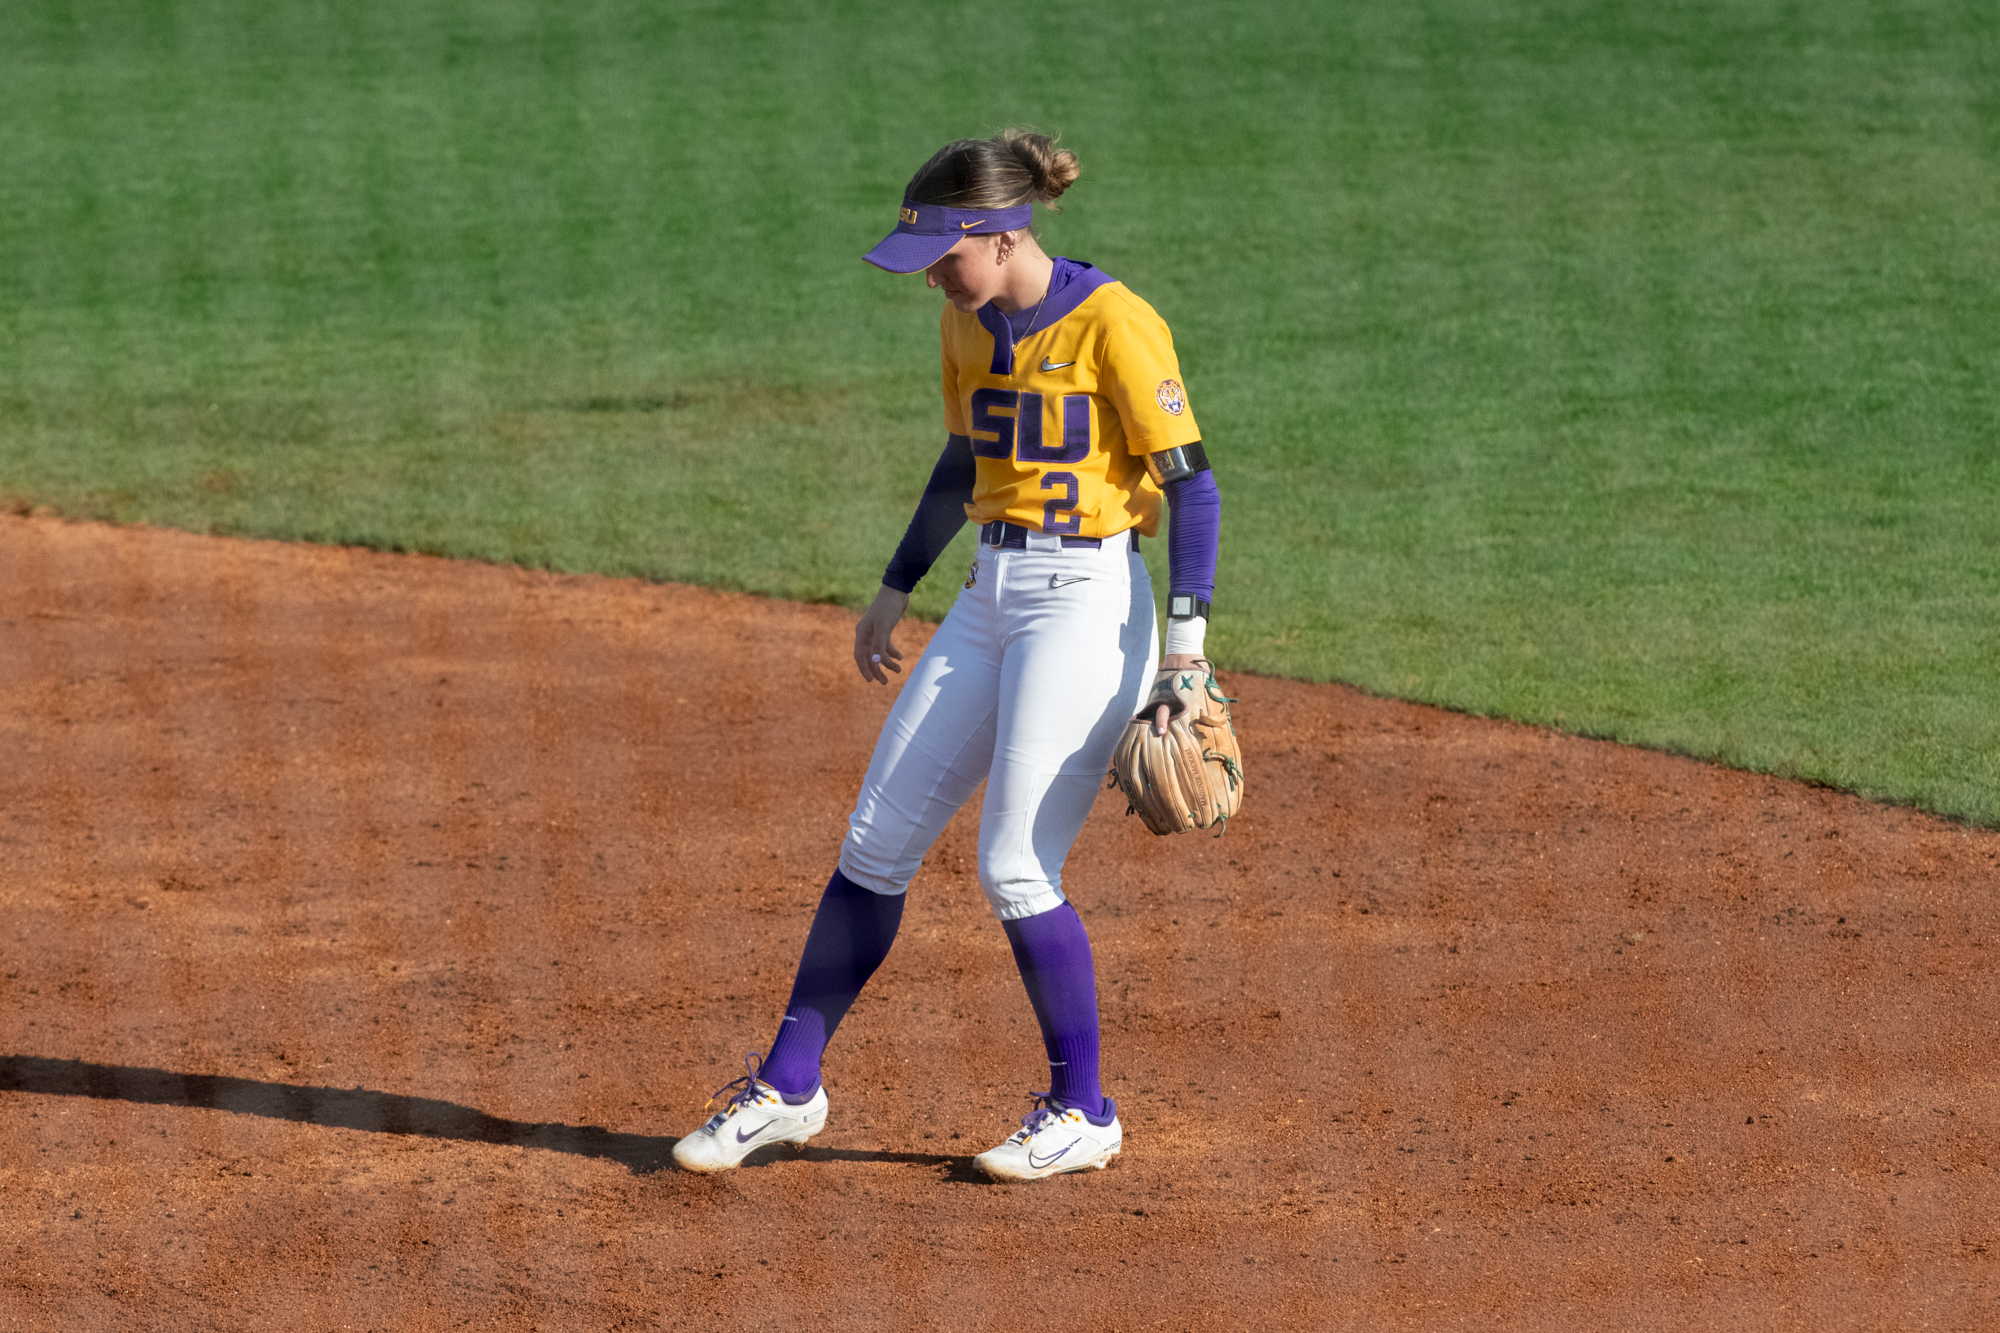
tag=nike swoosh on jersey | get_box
[735,1119,779,1143]
[1028,1137,1081,1169]
[1039,357,1078,372]
[1049,574,1091,589]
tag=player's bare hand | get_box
[854,585,911,685]
[1152,654,1203,734]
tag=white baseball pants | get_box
[839,531,1159,920]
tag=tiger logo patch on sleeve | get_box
[1155,378,1186,415]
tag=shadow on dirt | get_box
[0,1054,678,1175]
[792,1144,991,1184]
[2,1055,1000,1181]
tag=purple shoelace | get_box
[702,1051,772,1118]
[1014,1090,1065,1138]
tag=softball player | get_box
[674,130,1222,1180]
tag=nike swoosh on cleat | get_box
[1039,358,1077,372]
[735,1119,779,1143]
[1028,1137,1081,1169]
[1049,574,1091,589]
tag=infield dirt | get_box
[1,513,1994,1330]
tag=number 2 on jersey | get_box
[1041,471,1080,534]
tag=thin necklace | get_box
[1014,282,1051,345]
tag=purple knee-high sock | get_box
[759,870,905,1097]
[1001,901,1107,1118]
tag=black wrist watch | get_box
[1167,595,1211,621]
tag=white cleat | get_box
[973,1095,1122,1181]
[671,1055,828,1174]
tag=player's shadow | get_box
[766,1144,991,1184]
[0,1054,679,1174]
[0,1055,982,1180]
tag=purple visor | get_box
[863,200,1035,273]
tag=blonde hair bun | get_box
[999,129,1081,207]
[906,130,1083,213]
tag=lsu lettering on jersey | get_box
[941,263,1200,540]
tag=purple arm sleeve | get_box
[882,433,976,593]
[1163,464,1221,602]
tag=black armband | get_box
[1143,441,1211,487]
[1167,595,1211,621]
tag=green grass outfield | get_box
[5,1,1999,822]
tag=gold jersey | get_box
[940,269,1201,540]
